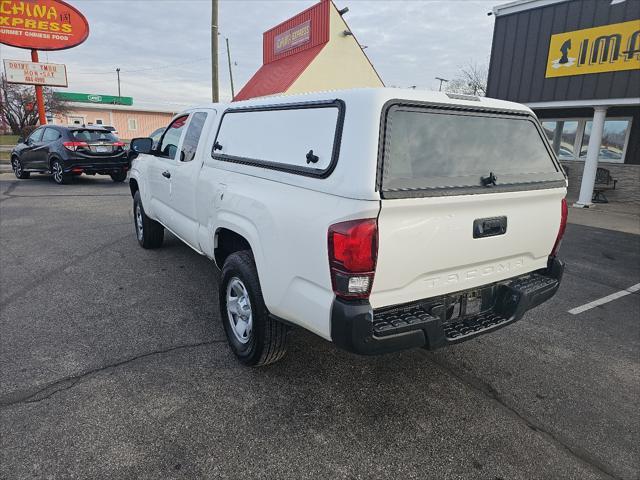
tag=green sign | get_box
[54,92,133,105]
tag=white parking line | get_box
[568,283,640,315]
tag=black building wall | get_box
[487,0,640,103]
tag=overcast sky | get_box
[1,0,498,110]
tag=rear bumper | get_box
[62,156,128,174]
[330,257,564,355]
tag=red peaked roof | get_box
[234,45,325,101]
[234,0,330,101]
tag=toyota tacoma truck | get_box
[128,88,567,366]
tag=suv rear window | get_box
[71,130,118,142]
[380,105,564,196]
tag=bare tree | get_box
[445,63,488,97]
[0,76,69,135]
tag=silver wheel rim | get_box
[135,204,144,241]
[12,159,21,176]
[53,162,63,183]
[226,277,253,344]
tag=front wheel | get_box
[133,191,164,249]
[110,171,127,182]
[11,157,30,179]
[51,159,71,185]
[220,250,288,366]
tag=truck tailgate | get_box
[370,188,565,309]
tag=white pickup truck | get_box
[128,88,567,366]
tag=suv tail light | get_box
[551,198,568,257]
[113,141,125,148]
[328,219,378,299]
[63,141,88,151]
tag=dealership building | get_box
[488,0,639,206]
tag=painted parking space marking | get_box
[568,283,640,315]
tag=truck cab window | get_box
[159,115,188,159]
[180,112,208,162]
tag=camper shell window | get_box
[211,100,345,178]
[378,102,566,198]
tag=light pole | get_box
[116,67,121,100]
[226,37,235,99]
[211,0,219,102]
[435,77,449,91]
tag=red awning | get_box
[234,45,325,101]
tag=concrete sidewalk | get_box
[568,201,640,235]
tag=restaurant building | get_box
[50,92,177,140]
[235,0,383,101]
[487,0,639,206]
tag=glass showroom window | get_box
[579,119,631,164]
[542,118,631,163]
[541,120,580,159]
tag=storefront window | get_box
[542,120,579,159]
[580,120,630,163]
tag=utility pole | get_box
[435,77,449,91]
[31,50,47,125]
[211,0,219,103]
[116,67,121,100]
[226,37,235,99]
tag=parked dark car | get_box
[11,125,129,185]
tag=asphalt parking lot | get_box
[0,173,638,480]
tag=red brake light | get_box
[328,219,378,299]
[113,141,125,147]
[551,198,568,257]
[63,141,88,151]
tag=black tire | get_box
[11,157,30,179]
[51,159,72,185]
[220,250,288,366]
[110,171,127,182]
[133,191,164,249]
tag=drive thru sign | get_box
[3,59,68,87]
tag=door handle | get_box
[162,170,171,179]
[473,216,507,238]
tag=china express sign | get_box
[546,20,640,78]
[274,20,311,55]
[0,0,89,50]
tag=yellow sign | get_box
[545,20,640,78]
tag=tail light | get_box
[63,141,88,151]
[113,141,125,148]
[328,219,378,299]
[551,198,568,257]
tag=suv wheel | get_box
[133,191,164,248]
[220,250,288,366]
[110,171,127,182]
[11,157,30,179]
[51,160,71,185]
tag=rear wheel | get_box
[220,250,288,366]
[51,159,71,185]
[11,157,30,179]
[110,171,127,182]
[133,191,164,249]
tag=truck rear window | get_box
[380,106,564,195]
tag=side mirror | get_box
[17,136,25,144]
[130,137,153,154]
